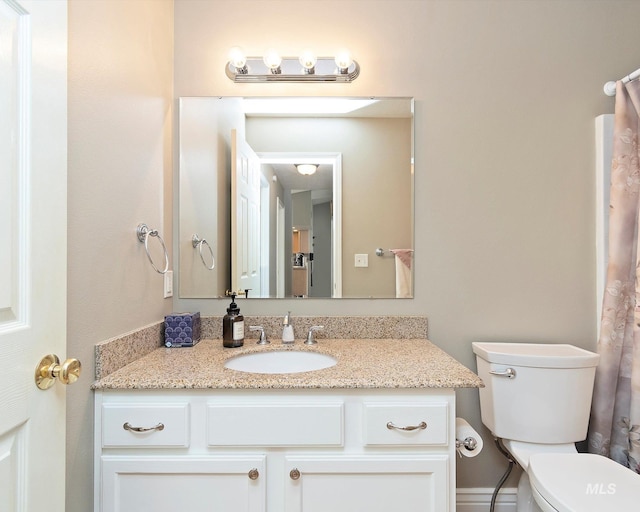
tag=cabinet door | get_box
[100,456,265,512]
[284,455,449,512]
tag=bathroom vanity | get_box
[93,338,482,512]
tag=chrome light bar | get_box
[226,56,360,83]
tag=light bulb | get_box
[299,50,317,73]
[334,49,353,73]
[263,49,282,74]
[228,46,247,71]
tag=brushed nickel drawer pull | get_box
[123,422,165,433]
[248,468,259,480]
[386,421,427,431]
[290,468,301,480]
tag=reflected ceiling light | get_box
[296,164,318,176]
[226,48,360,83]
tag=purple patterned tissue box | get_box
[164,312,201,347]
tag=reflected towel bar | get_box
[376,248,415,257]
[192,234,215,270]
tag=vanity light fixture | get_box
[226,47,360,83]
[299,49,317,74]
[334,49,353,74]
[296,164,318,176]
[228,46,248,74]
[262,48,282,74]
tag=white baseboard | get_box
[456,487,518,512]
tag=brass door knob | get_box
[35,354,82,390]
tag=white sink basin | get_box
[224,351,337,374]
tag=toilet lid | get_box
[528,453,640,511]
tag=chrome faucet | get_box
[304,326,324,345]
[249,325,269,345]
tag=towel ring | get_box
[192,234,215,270]
[136,223,170,274]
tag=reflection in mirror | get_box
[178,97,414,299]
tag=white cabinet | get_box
[101,456,266,512]
[284,455,449,512]
[94,389,456,512]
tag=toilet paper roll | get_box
[455,418,483,458]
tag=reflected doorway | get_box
[259,152,342,298]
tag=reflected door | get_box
[231,129,261,295]
[276,198,285,298]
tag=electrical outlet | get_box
[164,270,173,298]
[354,254,368,267]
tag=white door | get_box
[259,173,270,295]
[231,129,261,296]
[0,1,70,510]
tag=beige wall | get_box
[66,1,174,511]
[65,0,640,508]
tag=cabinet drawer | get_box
[102,403,190,448]
[363,402,448,446]
[207,401,343,446]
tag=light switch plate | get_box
[355,254,368,267]
[164,270,173,298]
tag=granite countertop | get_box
[93,338,483,390]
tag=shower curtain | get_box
[588,79,640,474]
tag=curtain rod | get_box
[604,66,640,96]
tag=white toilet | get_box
[473,342,640,511]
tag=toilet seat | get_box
[528,453,640,511]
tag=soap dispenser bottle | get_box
[282,311,294,344]
[223,292,245,348]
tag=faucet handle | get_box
[249,326,270,345]
[305,326,324,345]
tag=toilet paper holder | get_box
[456,436,478,452]
[455,417,483,457]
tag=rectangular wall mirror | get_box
[178,96,414,299]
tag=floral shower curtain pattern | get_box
[589,79,640,473]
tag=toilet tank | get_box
[472,342,599,444]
